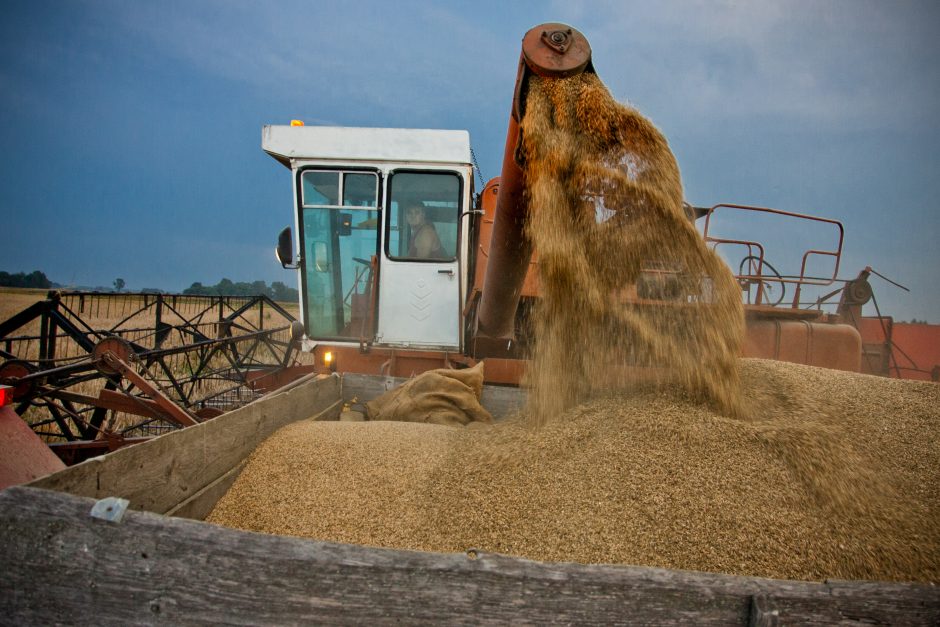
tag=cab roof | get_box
[262,125,472,168]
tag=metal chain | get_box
[470,146,486,188]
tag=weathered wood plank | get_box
[1,486,937,625]
[163,460,246,520]
[748,595,780,626]
[27,374,342,515]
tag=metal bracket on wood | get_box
[89,496,130,523]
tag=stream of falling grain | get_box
[520,73,744,422]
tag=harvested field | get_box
[208,358,940,583]
[0,288,49,328]
[0,288,302,348]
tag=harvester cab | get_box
[264,24,597,383]
[263,125,475,361]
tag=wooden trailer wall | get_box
[1,372,938,624]
[20,371,524,521]
[27,372,343,519]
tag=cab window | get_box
[386,171,460,261]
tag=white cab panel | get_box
[376,260,460,349]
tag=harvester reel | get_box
[0,359,38,400]
[0,291,304,463]
[92,336,135,376]
[739,255,786,307]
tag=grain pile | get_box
[519,72,744,421]
[208,359,940,583]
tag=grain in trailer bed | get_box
[209,358,940,583]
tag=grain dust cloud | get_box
[520,72,744,422]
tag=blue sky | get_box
[1,1,938,321]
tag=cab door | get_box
[297,168,380,342]
[376,170,462,349]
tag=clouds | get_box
[564,1,939,133]
[0,0,937,320]
[99,0,513,126]
[8,0,935,133]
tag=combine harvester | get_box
[262,39,937,386]
[1,23,938,623]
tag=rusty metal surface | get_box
[742,319,862,373]
[470,178,541,308]
[308,345,460,379]
[744,306,826,321]
[889,323,940,381]
[245,364,317,394]
[475,111,531,341]
[475,24,594,346]
[0,405,66,489]
[521,23,592,78]
[0,360,35,399]
[855,316,894,377]
[92,336,134,375]
[856,317,940,381]
[304,344,528,385]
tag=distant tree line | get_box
[0,270,54,289]
[1,270,297,302]
[183,279,298,302]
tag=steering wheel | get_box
[738,255,785,306]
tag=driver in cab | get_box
[405,201,445,259]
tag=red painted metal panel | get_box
[856,317,892,376]
[471,178,542,305]
[889,323,940,381]
[742,319,861,373]
[0,406,65,489]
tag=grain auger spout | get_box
[472,23,594,355]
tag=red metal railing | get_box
[701,204,844,308]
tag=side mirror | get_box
[276,227,299,269]
[289,320,306,345]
